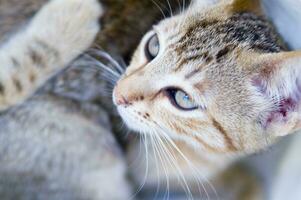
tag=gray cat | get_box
[0,0,132,199]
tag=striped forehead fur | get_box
[171,12,285,73]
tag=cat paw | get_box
[30,0,103,54]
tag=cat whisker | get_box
[128,133,150,199]
[165,0,173,17]
[73,62,119,88]
[156,124,219,200]
[151,0,167,19]
[127,134,143,171]
[98,89,113,97]
[153,132,194,200]
[153,134,178,200]
[88,49,126,74]
[168,124,219,200]
[101,71,119,84]
[176,0,182,15]
[149,133,167,199]
[81,54,122,78]
[151,133,176,200]
[150,129,191,198]
[177,0,194,31]
[154,132,175,200]
[159,137,200,199]
[182,0,186,15]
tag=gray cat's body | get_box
[0,0,132,199]
[0,95,131,199]
[0,96,130,200]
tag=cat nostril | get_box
[114,89,130,106]
[116,95,130,106]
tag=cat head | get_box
[113,0,301,155]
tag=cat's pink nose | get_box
[113,87,130,106]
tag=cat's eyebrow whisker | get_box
[182,0,186,15]
[165,0,173,17]
[176,0,182,15]
[151,0,167,19]
[178,0,191,30]
[88,49,125,74]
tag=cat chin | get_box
[117,106,153,134]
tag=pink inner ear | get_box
[251,76,301,129]
[264,98,296,128]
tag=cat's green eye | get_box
[165,88,199,111]
[145,34,160,61]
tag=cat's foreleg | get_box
[0,0,102,110]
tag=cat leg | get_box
[0,0,102,110]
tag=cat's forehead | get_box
[159,11,283,52]
[154,4,228,35]
[135,8,287,91]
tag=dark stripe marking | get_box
[212,117,237,151]
[0,82,5,95]
[194,136,226,153]
[174,54,204,72]
[13,78,22,92]
[216,46,233,62]
[29,73,37,83]
[35,39,60,59]
[28,47,44,67]
[185,68,201,79]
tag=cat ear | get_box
[227,0,263,15]
[251,51,301,137]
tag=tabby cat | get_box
[113,0,301,198]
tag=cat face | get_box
[113,0,301,155]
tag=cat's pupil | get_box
[165,88,199,111]
[183,94,190,101]
[145,34,159,61]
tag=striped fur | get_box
[114,0,301,193]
